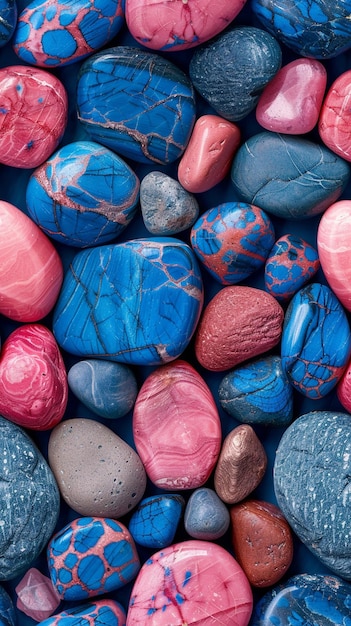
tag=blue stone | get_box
[0,0,16,46]
[189,27,281,121]
[38,599,126,625]
[218,356,293,427]
[0,585,16,625]
[26,141,140,248]
[68,359,138,419]
[231,132,350,219]
[129,494,185,548]
[76,46,196,164]
[274,411,351,579]
[281,283,351,399]
[53,238,203,366]
[184,488,230,540]
[251,574,351,625]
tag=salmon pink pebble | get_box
[319,70,351,161]
[15,568,61,621]
[337,356,351,412]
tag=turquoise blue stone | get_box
[37,599,126,625]
[184,488,230,540]
[0,586,16,625]
[251,574,351,625]
[53,238,203,366]
[0,0,16,47]
[26,141,140,248]
[218,356,293,427]
[281,283,351,399]
[76,46,196,164]
[231,132,350,219]
[129,494,185,549]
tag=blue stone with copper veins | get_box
[26,141,140,248]
[76,46,196,164]
[265,234,320,302]
[219,355,293,427]
[13,0,124,67]
[38,599,126,625]
[0,585,16,625]
[281,283,351,399]
[53,238,203,366]
[184,488,230,540]
[190,202,275,285]
[129,494,185,549]
[0,0,16,46]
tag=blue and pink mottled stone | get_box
[37,599,126,625]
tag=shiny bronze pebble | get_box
[214,424,267,504]
[230,499,294,587]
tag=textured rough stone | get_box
[129,494,185,549]
[184,488,230,540]
[0,0,16,47]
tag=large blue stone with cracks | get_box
[129,494,185,549]
[53,238,203,366]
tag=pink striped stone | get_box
[319,70,351,161]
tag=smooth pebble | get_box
[129,494,185,549]
[38,599,126,625]
[184,488,230,540]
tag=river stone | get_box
[274,411,351,579]
[0,585,16,625]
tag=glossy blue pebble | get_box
[231,132,350,219]
[129,494,185,549]
[0,585,16,626]
[184,488,230,540]
[281,283,351,399]
[53,238,203,366]
[38,599,126,625]
[0,0,16,47]
[251,574,351,625]
[189,27,281,121]
[26,141,140,248]
[76,46,196,164]
[219,356,293,427]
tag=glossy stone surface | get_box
[265,234,320,302]
[178,115,241,192]
[0,585,16,626]
[0,200,63,322]
[0,324,68,430]
[219,356,293,427]
[319,70,351,162]
[48,517,140,600]
[53,238,203,366]
[337,356,351,413]
[0,0,16,46]
[26,141,140,247]
[256,58,327,134]
[77,46,196,164]
[13,0,124,67]
[190,202,275,285]
[16,568,61,621]
[230,500,293,587]
[231,132,350,219]
[214,425,267,504]
[0,65,67,168]
[125,0,247,51]
[48,418,146,517]
[0,416,60,580]
[127,540,253,625]
[68,359,138,419]
[274,411,351,578]
[189,27,281,122]
[140,171,199,235]
[129,494,185,548]
[281,283,351,399]
[195,285,284,371]
[38,599,126,625]
[133,360,221,489]
[184,488,230,540]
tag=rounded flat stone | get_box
[184,488,230,540]
[129,494,185,548]
[38,599,127,625]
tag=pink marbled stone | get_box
[317,200,351,311]
[0,324,68,430]
[256,58,327,134]
[0,65,68,168]
[127,540,253,625]
[16,568,61,621]
[133,359,221,489]
[0,200,63,322]
[125,0,247,51]
[337,356,351,412]
[319,69,351,161]
[178,114,241,193]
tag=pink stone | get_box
[125,0,247,51]
[256,58,327,134]
[127,540,253,625]
[0,324,68,430]
[0,65,67,168]
[337,356,351,412]
[178,114,241,192]
[0,201,63,322]
[15,568,61,622]
[319,69,351,161]
[133,359,222,489]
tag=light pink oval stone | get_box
[178,114,241,193]
[317,200,351,311]
[133,359,222,489]
[0,201,63,321]
[319,69,351,161]
[256,58,327,134]
[126,0,247,51]
[127,540,253,626]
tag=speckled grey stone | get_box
[0,417,60,580]
[274,411,351,579]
